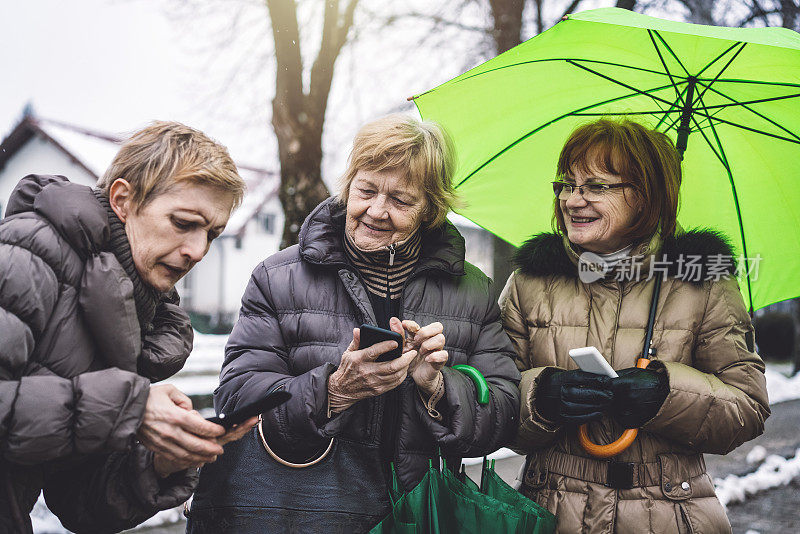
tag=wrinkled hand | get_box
[534,369,614,425]
[328,323,417,413]
[401,319,448,396]
[138,384,226,477]
[610,367,668,428]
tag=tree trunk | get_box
[267,0,358,249]
[781,0,799,29]
[679,0,716,25]
[488,0,525,53]
[272,99,330,249]
[484,0,526,297]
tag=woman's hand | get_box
[401,319,449,396]
[152,415,259,477]
[610,367,668,428]
[138,384,227,476]
[328,324,417,413]
[535,369,614,425]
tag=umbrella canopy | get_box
[413,7,800,311]
[370,459,555,534]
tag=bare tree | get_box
[741,0,799,28]
[484,0,598,296]
[380,0,643,296]
[268,0,359,248]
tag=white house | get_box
[0,110,282,326]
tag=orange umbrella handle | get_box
[578,358,650,459]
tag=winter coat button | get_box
[681,482,690,491]
[664,482,672,491]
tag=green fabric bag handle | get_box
[451,364,489,405]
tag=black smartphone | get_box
[206,390,292,429]
[359,324,404,363]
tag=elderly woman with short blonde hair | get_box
[187,114,521,534]
[0,121,249,533]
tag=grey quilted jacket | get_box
[0,175,196,534]
[187,197,521,533]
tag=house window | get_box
[258,212,276,234]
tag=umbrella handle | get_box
[578,357,650,459]
[452,364,490,405]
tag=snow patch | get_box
[746,445,767,465]
[462,447,518,466]
[764,368,800,405]
[715,448,800,508]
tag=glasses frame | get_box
[551,180,635,201]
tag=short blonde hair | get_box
[98,121,245,211]
[337,114,458,228]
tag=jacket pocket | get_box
[658,453,694,501]
[522,451,548,490]
[659,453,732,534]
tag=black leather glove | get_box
[610,367,669,428]
[535,369,614,425]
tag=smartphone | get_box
[568,346,619,378]
[359,324,403,363]
[206,390,292,429]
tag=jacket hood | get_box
[513,229,737,284]
[298,197,466,276]
[6,174,109,258]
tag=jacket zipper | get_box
[381,243,399,465]
[385,243,396,322]
[383,263,442,476]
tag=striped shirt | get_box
[343,231,422,299]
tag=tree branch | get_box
[336,0,359,51]
[381,11,489,33]
[736,0,776,25]
[268,0,304,111]
[309,0,359,121]
[559,0,585,21]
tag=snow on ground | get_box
[158,332,227,396]
[715,448,800,508]
[763,367,800,404]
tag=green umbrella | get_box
[370,366,556,533]
[370,459,555,534]
[413,7,800,311]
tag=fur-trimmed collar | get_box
[514,229,737,285]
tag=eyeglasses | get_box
[551,180,634,202]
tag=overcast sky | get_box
[0,1,195,147]
[0,0,459,178]
[0,0,636,182]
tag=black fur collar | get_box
[513,229,737,284]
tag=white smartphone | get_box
[568,346,618,378]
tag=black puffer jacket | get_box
[187,197,520,533]
[0,175,196,533]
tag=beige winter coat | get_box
[501,231,770,534]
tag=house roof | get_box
[0,113,279,236]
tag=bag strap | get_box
[256,414,334,468]
[641,274,663,360]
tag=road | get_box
[130,399,800,534]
